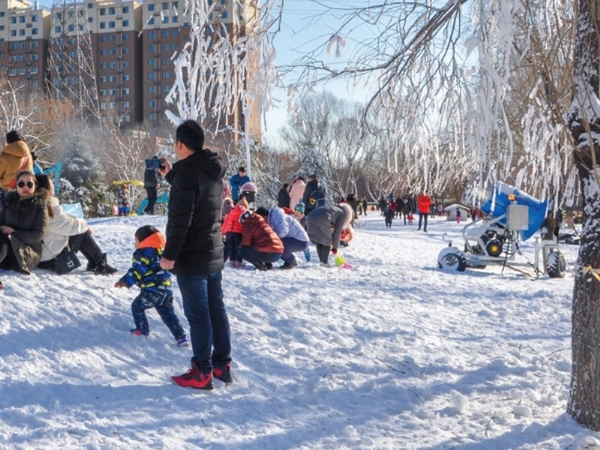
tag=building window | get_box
[32,15,38,22]
[162,2,168,9]
[68,24,74,32]
[149,72,155,80]
[109,75,116,82]
[123,61,130,68]
[32,28,38,35]
[149,31,155,38]
[100,89,106,96]
[162,16,168,24]
[109,48,116,55]
[8,68,16,76]
[109,62,116,69]
[9,55,16,62]
[0,12,4,17]
[123,87,130,95]
[100,62,106,69]
[149,86,156,94]
[100,22,105,29]
[109,34,115,42]
[172,15,178,23]
[19,68,26,75]
[162,30,169,38]
[123,6,129,13]
[10,17,16,24]
[149,58,155,66]
[124,115,130,122]
[162,58,169,65]
[31,67,38,74]
[101,102,106,110]
[123,20,129,27]
[124,101,130,108]
[148,17,154,24]
[100,49,106,56]
[173,43,178,51]
[31,41,38,48]
[109,88,116,95]
[31,54,38,61]
[88,17,93,23]
[148,44,155,52]
[149,113,156,121]
[100,35,105,42]
[123,33,129,40]
[10,30,15,37]
[19,54,25,62]
[162,85,170,93]
[173,2,178,8]
[100,76,106,82]
[109,7,115,14]
[149,100,155,107]
[19,16,25,23]
[148,4,154,11]
[109,21,115,28]
[31,80,38,87]
[123,74,130,81]
[123,47,129,54]
[162,44,169,51]
[173,29,179,37]
[162,71,170,79]
[100,8,105,15]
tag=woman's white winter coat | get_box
[41,197,89,262]
[267,207,309,242]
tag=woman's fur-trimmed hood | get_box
[4,188,49,210]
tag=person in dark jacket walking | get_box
[306,203,352,267]
[277,183,290,208]
[159,120,232,391]
[0,170,49,286]
[302,174,325,216]
[143,155,162,215]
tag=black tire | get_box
[546,250,566,278]
[438,248,467,272]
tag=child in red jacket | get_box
[221,197,248,268]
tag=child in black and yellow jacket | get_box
[114,225,188,346]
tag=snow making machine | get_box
[437,174,567,278]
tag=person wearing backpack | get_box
[302,174,325,216]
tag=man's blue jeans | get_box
[177,271,231,373]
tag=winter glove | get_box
[331,248,337,255]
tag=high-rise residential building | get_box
[0,0,261,140]
[0,0,50,92]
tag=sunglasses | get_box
[17,181,35,188]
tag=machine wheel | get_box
[546,250,566,278]
[438,247,467,272]
[485,239,503,257]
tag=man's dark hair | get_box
[6,130,22,144]
[175,120,204,152]
[308,174,316,180]
[238,166,246,173]
[283,183,289,189]
[35,174,51,191]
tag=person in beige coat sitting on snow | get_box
[35,174,117,275]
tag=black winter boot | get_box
[94,253,117,275]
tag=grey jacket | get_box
[306,204,350,250]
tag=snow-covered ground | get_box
[0,211,597,449]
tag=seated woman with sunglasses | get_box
[35,174,117,275]
[0,170,50,287]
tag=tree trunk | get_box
[567,0,600,430]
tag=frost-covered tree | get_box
[164,0,280,177]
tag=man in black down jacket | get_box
[143,155,161,214]
[159,120,232,390]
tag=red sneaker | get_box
[213,363,233,383]
[172,360,214,390]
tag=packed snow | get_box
[0,211,597,449]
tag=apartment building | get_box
[0,0,260,139]
[0,0,50,92]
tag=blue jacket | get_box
[268,207,309,242]
[119,246,172,294]
[229,173,250,201]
